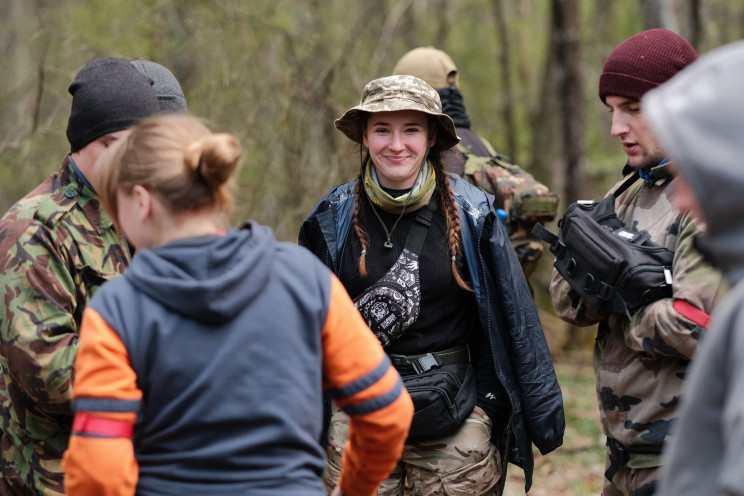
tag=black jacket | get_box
[299,173,564,491]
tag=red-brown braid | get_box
[352,159,370,277]
[433,157,472,291]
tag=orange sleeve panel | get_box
[321,275,413,496]
[62,308,141,496]
[62,436,138,496]
[72,308,141,403]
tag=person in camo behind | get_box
[392,46,558,283]
[300,74,563,495]
[0,57,160,495]
[549,29,728,496]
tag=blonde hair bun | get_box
[186,134,241,188]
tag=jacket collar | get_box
[60,155,116,235]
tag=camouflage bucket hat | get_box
[334,75,459,151]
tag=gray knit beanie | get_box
[131,59,187,114]
[66,57,160,152]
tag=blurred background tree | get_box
[3,0,743,236]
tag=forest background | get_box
[2,1,743,494]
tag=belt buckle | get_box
[411,353,442,374]
[607,438,629,466]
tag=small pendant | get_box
[384,240,393,248]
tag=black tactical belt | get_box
[388,344,470,375]
[606,437,662,466]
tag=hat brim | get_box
[335,102,459,152]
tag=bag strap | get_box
[532,172,641,247]
[532,222,558,246]
[612,172,641,198]
[404,197,438,254]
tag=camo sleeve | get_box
[0,220,81,414]
[623,214,726,359]
[550,270,609,326]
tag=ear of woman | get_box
[132,184,153,223]
[116,184,158,251]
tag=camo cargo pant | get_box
[602,450,660,496]
[324,404,501,495]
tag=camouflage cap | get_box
[334,75,460,151]
[392,46,458,89]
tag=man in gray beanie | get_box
[131,59,188,114]
[0,56,159,495]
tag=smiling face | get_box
[362,110,434,189]
[605,95,666,170]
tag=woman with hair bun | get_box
[62,114,413,496]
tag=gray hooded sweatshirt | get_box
[644,40,744,496]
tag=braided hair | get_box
[351,118,470,290]
[352,146,371,277]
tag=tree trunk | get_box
[552,0,588,351]
[492,0,517,162]
[528,9,558,182]
[641,0,679,31]
[685,0,702,47]
[553,0,586,207]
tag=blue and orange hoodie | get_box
[62,221,412,496]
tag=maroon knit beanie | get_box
[599,29,697,103]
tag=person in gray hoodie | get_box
[61,113,413,496]
[643,40,744,496]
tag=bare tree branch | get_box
[370,0,415,71]
[492,0,517,161]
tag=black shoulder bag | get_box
[354,199,437,348]
[354,199,477,440]
[533,173,674,319]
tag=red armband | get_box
[673,299,711,329]
[71,413,134,439]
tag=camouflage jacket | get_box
[550,162,727,468]
[444,129,558,279]
[0,157,129,494]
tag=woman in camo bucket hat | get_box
[300,76,565,495]
[334,74,459,151]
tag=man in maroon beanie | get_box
[549,29,728,496]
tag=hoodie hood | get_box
[643,40,744,285]
[125,221,274,323]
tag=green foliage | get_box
[2,0,744,242]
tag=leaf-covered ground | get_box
[503,350,606,495]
